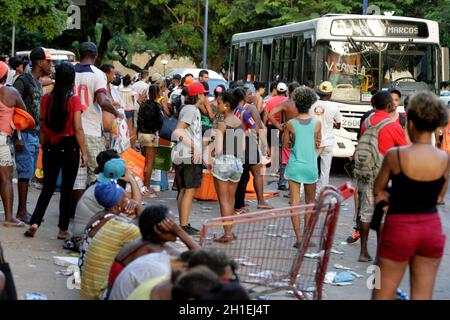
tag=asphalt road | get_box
[1,160,449,300]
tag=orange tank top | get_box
[0,85,15,136]
[442,120,450,154]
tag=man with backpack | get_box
[13,48,52,225]
[353,91,407,262]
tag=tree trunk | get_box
[208,47,228,75]
[144,54,161,70]
[95,24,112,66]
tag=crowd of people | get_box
[0,40,449,300]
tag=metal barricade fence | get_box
[200,183,354,300]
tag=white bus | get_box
[229,14,445,157]
[16,48,76,66]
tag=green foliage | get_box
[1,0,448,73]
[0,0,69,39]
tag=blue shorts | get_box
[125,111,135,120]
[14,132,40,180]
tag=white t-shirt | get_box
[174,104,202,161]
[131,80,149,98]
[74,64,108,137]
[311,100,342,148]
[71,183,104,237]
[108,251,171,300]
[110,84,125,109]
[118,87,138,111]
[6,69,15,86]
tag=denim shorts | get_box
[212,155,243,183]
[14,132,40,180]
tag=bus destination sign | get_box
[331,19,429,38]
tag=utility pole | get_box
[363,0,368,14]
[11,24,16,56]
[202,0,209,69]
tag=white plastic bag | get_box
[111,112,131,154]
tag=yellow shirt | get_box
[80,217,140,300]
[127,274,169,300]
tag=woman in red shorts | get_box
[372,91,448,300]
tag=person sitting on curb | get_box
[79,181,141,300]
[107,204,200,300]
[67,156,141,251]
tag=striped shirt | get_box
[80,216,140,300]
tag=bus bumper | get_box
[332,127,357,158]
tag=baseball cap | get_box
[184,75,195,86]
[277,82,287,93]
[0,61,8,79]
[187,81,209,97]
[30,47,52,62]
[95,150,120,174]
[94,181,125,209]
[317,81,333,95]
[97,158,126,183]
[79,42,98,56]
[388,87,402,98]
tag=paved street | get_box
[1,161,449,300]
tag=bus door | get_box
[261,38,273,88]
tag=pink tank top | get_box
[0,85,15,136]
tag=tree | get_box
[0,0,69,54]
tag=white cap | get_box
[277,82,287,93]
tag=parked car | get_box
[440,90,450,108]
[168,68,228,99]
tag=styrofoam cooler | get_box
[150,169,168,191]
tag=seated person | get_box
[127,248,239,300]
[79,181,141,300]
[171,266,221,300]
[107,205,200,300]
[68,156,141,250]
[384,65,414,82]
[78,180,140,274]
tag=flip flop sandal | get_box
[257,204,274,210]
[141,186,152,196]
[4,221,26,228]
[213,235,235,243]
[17,213,32,224]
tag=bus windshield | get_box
[317,41,437,103]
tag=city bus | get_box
[229,14,445,157]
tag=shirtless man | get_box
[267,82,301,190]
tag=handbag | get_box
[0,242,18,300]
[370,200,389,231]
[159,114,178,142]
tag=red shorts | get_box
[379,213,446,261]
[282,147,291,165]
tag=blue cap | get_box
[97,158,126,183]
[94,181,125,208]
